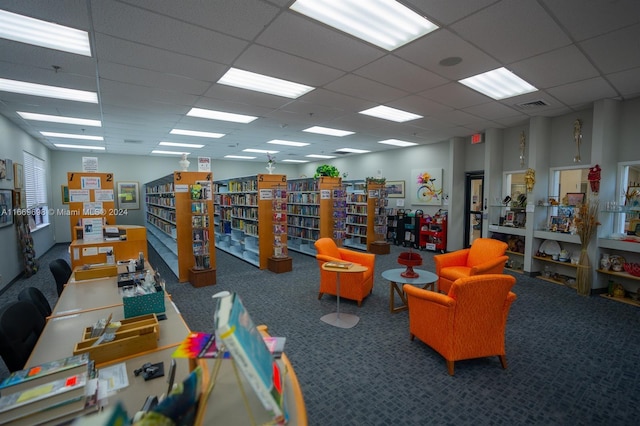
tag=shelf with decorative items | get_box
[419,210,447,253]
[268,184,292,273]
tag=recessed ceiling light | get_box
[306,154,337,159]
[170,129,225,138]
[18,112,101,126]
[159,141,204,148]
[267,139,310,147]
[187,108,257,123]
[335,148,370,153]
[459,67,537,100]
[242,149,280,154]
[378,139,418,147]
[54,143,105,150]
[41,131,103,141]
[303,126,355,137]
[0,78,98,103]
[290,0,438,51]
[282,159,310,163]
[218,68,314,99]
[225,155,257,160]
[0,10,91,56]
[359,105,422,122]
[151,150,190,155]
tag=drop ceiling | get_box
[0,0,639,163]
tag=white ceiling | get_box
[1,0,639,164]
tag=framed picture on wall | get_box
[0,189,13,227]
[61,185,70,204]
[566,192,585,206]
[14,163,23,189]
[117,181,140,210]
[385,180,405,198]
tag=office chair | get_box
[49,259,73,296]
[18,287,52,319]
[0,301,46,372]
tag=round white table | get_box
[320,263,368,328]
[382,268,438,313]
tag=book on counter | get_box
[324,261,353,269]
[214,292,285,420]
[0,354,90,393]
[0,372,90,424]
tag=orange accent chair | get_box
[405,274,517,375]
[314,238,375,306]
[434,238,509,294]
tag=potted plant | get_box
[314,165,340,178]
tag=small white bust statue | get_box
[179,153,190,171]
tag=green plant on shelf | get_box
[314,164,340,178]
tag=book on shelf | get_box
[214,292,285,420]
[324,261,353,269]
[0,372,90,424]
[0,353,90,393]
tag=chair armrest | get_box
[469,256,509,275]
[337,249,375,268]
[403,285,455,309]
[434,249,470,270]
[316,254,341,263]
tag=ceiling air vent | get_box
[515,99,549,109]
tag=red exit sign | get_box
[471,133,484,144]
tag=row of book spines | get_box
[193,229,210,242]
[192,216,210,228]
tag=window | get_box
[23,151,49,229]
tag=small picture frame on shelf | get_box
[566,192,585,206]
[504,211,515,226]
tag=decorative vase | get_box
[398,251,422,278]
[600,253,611,271]
[576,248,591,296]
[266,163,275,174]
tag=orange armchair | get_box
[314,238,375,306]
[405,274,517,375]
[434,238,509,294]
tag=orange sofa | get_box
[434,238,509,294]
[405,274,517,375]
[314,238,375,306]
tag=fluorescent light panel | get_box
[378,139,418,147]
[303,126,354,137]
[306,154,336,159]
[170,129,225,138]
[0,78,98,103]
[459,67,537,100]
[41,131,103,141]
[151,150,190,155]
[242,149,279,154]
[218,68,314,99]
[282,159,309,163]
[267,139,310,147]
[225,155,256,159]
[290,0,438,51]
[54,143,105,150]
[18,112,101,127]
[359,105,422,122]
[0,10,91,56]
[335,148,370,153]
[187,108,257,123]
[159,141,204,148]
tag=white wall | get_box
[0,115,55,288]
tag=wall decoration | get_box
[0,189,13,227]
[13,162,23,189]
[4,159,12,180]
[625,186,640,209]
[566,192,585,206]
[0,159,5,179]
[411,168,443,205]
[61,185,70,204]
[117,181,140,209]
[385,180,405,198]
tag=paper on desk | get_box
[99,362,129,394]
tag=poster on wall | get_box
[411,168,443,206]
